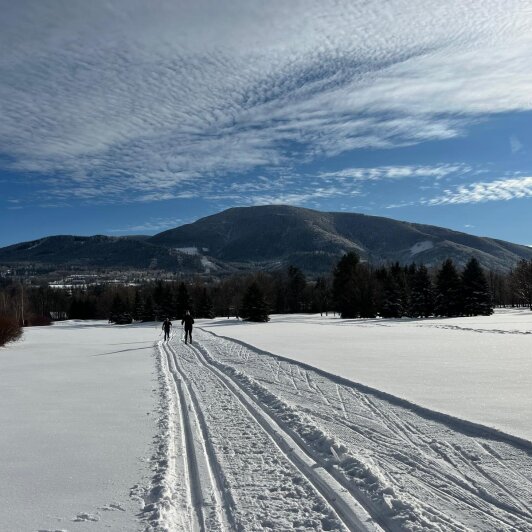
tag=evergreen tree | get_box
[240,282,269,322]
[312,276,330,316]
[142,296,155,322]
[152,281,166,319]
[176,282,192,319]
[408,264,434,317]
[378,266,404,318]
[152,281,174,319]
[357,264,378,318]
[132,290,144,321]
[274,283,287,314]
[462,257,493,316]
[109,292,127,322]
[196,287,214,319]
[286,266,307,313]
[510,259,532,309]
[69,297,97,319]
[435,259,463,317]
[332,252,363,318]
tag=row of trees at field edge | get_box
[332,254,492,319]
[0,256,531,337]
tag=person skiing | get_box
[181,310,194,344]
[162,317,172,341]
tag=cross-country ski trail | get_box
[143,329,532,531]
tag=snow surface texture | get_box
[0,321,157,531]
[201,308,532,442]
[145,330,532,531]
[3,312,531,531]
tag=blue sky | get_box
[1,0,531,247]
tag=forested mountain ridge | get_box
[149,205,532,272]
[1,205,531,274]
[0,235,204,271]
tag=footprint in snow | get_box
[98,503,126,512]
[72,512,100,522]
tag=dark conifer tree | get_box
[391,262,408,315]
[357,264,378,318]
[510,259,532,309]
[240,282,269,322]
[132,290,144,321]
[151,281,174,319]
[332,252,362,318]
[176,282,192,319]
[152,281,166,319]
[68,298,83,319]
[274,283,287,314]
[462,257,493,316]
[408,264,435,317]
[162,290,175,319]
[435,259,463,317]
[69,296,97,319]
[313,276,330,316]
[196,287,214,319]
[109,292,127,322]
[286,266,307,313]
[379,265,404,318]
[142,296,155,322]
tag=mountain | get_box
[0,235,204,272]
[1,206,531,275]
[149,205,532,272]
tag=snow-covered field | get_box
[201,308,532,443]
[2,310,531,531]
[0,321,158,532]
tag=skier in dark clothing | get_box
[181,310,194,344]
[162,317,172,341]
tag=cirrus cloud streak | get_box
[426,176,532,205]
[1,0,531,204]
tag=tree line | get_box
[1,256,531,344]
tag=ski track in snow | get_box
[418,324,532,335]
[142,340,380,531]
[145,330,532,531]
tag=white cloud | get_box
[426,176,532,205]
[510,135,524,154]
[319,163,471,182]
[0,1,531,203]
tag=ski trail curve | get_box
[196,328,532,532]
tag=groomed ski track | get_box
[146,330,532,531]
[162,339,233,531]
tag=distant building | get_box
[49,311,68,321]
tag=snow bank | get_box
[200,308,532,442]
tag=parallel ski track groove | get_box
[161,341,234,531]
[189,339,384,532]
[161,342,205,531]
[151,341,189,530]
